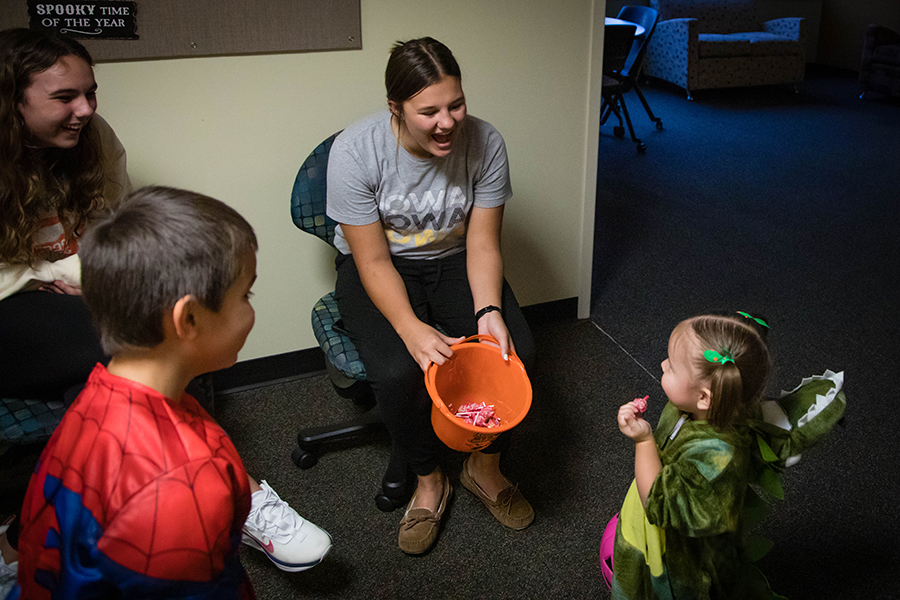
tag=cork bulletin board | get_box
[0,1,362,61]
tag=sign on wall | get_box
[1,0,361,61]
[28,2,139,40]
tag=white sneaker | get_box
[0,524,18,599]
[241,481,332,572]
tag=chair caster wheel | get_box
[375,493,401,512]
[656,121,664,130]
[374,476,409,512]
[614,126,625,138]
[637,143,647,153]
[291,446,318,469]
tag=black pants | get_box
[1,291,106,551]
[0,291,106,401]
[4,514,20,551]
[335,251,535,476]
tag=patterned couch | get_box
[642,0,806,98]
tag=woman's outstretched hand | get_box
[477,310,514,361]
[618,397,653,442]
[402,321,464,372]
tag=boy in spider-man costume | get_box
[7,187,329,599]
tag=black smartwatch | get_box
[475,305,502,322]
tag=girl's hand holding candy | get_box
[618,396,652,442]
[634,395,648,415]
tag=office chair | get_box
[2,377,215,448]
[617,6,663,129]
[289,132,409,512]
[0,397,66,446]
[600,7,663,152]
[600,23,641,151]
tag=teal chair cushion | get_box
[293,131,367,385]
[1,396,66,444]
[311,292,367,382]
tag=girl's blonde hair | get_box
[688,314,772,429]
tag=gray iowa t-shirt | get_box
[326,111,512,259]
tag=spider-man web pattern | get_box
[9,364,255,600]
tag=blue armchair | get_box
[643,0,806,99]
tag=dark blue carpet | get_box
[593,67,899,599]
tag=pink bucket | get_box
[600,513,618,588]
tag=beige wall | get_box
[93,0,605,360]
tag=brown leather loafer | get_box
[398,474,452,555]
[460,457,534,530]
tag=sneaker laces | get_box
[0,557,16,593]
[0,558,15,579]
[1,523,18,578]
[245,485,307,544]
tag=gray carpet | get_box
[217,319,649,599]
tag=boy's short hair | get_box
[80,186,258,354]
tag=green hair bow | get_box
[704,349,734,365]
[737,311,769,328]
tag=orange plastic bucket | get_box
[425,335,532,452]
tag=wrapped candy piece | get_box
[455,401,502,428]
[634,395,648,415]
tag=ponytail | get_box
[690,314,772,429]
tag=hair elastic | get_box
[737,311,769,328]
[704,349,734,365]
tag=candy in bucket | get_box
[425,335,532,452]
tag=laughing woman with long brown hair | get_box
[0,28,130,401]
[0,28,130,595]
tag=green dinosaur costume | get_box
[610,371,845,600]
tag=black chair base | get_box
[633,82,664,131]
[600,6,664,151]
[601,77,664,154]
[601,86,647,153]
[293,403,411,512]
